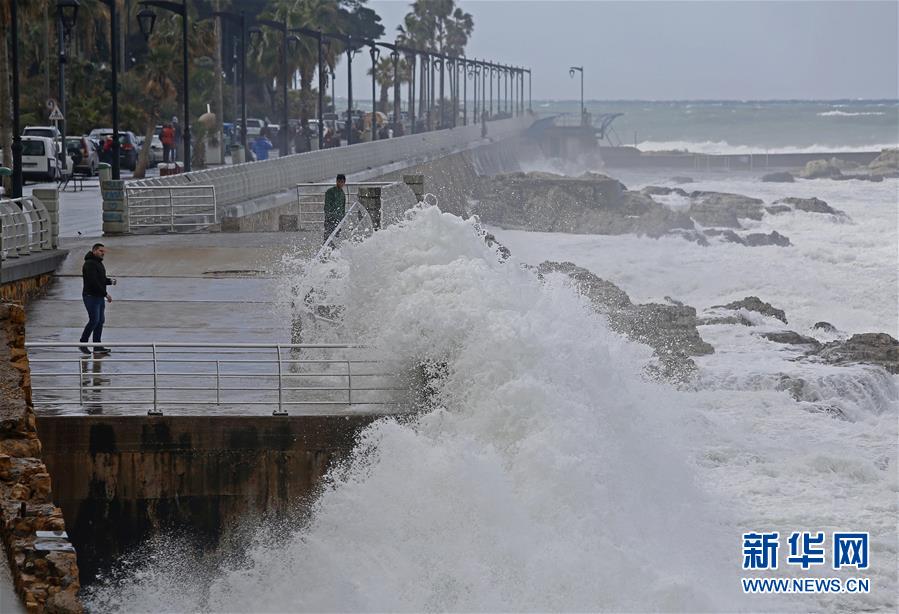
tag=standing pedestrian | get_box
[161,123,175,163]
[79,243,115,355]
[323,174,347,245]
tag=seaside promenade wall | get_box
[104,116,535,234]
[0,304,80,613]
[38,414,380,585]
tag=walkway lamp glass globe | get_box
[57,0,80,35]
[136,8,157,40]
[248,26,263,49]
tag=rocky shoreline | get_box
[471,170,855,246]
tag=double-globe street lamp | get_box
[137,0,192,171]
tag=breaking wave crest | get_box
[85,206,746,612]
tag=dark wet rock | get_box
[765,204,793,214]
[813,321,837,333]
[703,229,791,247]
[761,171,795,183]
[742,231,791,247]
[834,173,885,182]
[775,197,839,215]
[697,314,753,326]
[687,191,765,227]
[714,296,788,323]
[641,185,689,197]
[670,176,694,184]
[761,331,822,348]
[538,261,713,381]
[669,229,710,246]
[483,232,511,261]
[805,333,899,374]
[472,172,695,238]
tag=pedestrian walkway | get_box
[27,231,321,401]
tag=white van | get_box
[20,136,69,181]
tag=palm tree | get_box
[397,0,473,125]
[368,55,408,113]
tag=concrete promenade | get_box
[28,231,316,346]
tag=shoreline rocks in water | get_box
[805,333,899,374]
[473,171,804,246]
[713,296,788,323]
[537,261,713,381]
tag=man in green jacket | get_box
[323,174,347,244]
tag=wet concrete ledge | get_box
[0,251,68,286]
[38,414,384,584]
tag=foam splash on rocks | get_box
[87,206,753,612]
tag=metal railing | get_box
[0,196,51,261]
[25,341,411,414]
[126,185,217,232]
[295,182,392,229]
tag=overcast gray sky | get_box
[358,0,898,100]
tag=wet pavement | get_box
[24,230,353,416]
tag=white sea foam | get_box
[636,140,898,155]
[84,175,897,614]
[817,110,887,117]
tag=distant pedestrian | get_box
[80,243,115,355]
[251,130,273,161]
[161,123,175,162]
[323,174,347,244]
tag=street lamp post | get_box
[10,0,22,197]
[391,48,400,135]
[92,0,123,179]
[56,0,80,177]
[438,55,445,128]
[289,27,325,150]
[250,19,290,156]
[468,60,481,123]
[369,45,379,141]
[211,9,248,154]
[569,65,584,125]
[138,1,191,171]
[406,52,416,134]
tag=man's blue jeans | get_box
[80,294,106,343]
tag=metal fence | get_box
[125,185,217,232]
[0,196,51,261]
[26,341,411,414]
[295,182,392,229]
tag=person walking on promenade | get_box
[251,130,273,161]
[79,243,115,355]
[323,174,347,244]
[161,123,175,162]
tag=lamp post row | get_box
[5,0,531,198]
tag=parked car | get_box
[20,136,69,181]
[237,118,265,138]
[145,135,164,166]
[23,125,62,140]
[91,129,139,170]
[65,135,99,176]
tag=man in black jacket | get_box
[80,243,115,355]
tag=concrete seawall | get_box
[39,414,383,584]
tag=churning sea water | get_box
[538,99,899,152]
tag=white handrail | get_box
[0,196,51,260]
[125,185,217,232]
[25,341,409,414]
